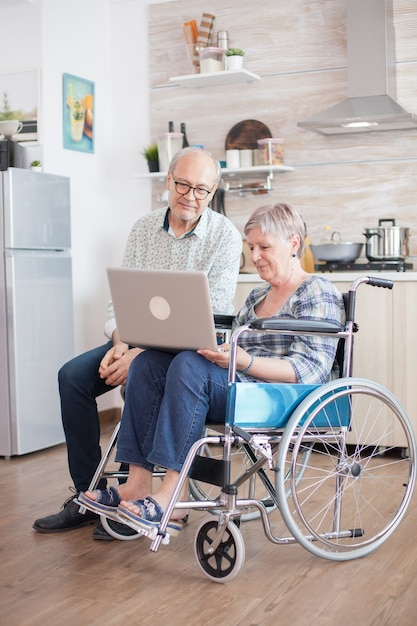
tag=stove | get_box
[315,260,414,273]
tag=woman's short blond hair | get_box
[244,203,306,258]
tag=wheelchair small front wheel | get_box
[101,515,144,541]
[194,516,245,582]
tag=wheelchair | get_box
[84,276,417,582]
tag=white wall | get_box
[1,0,152,409]
[41,0,152,351]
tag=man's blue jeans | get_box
[116,350,228,472]
[58,340,115,492]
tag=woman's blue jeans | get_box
[116,350,229,473]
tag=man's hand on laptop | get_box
[99,342,142,386]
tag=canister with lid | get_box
[199,47,225,73]
[257,138,285,165]
[157,132,183,172]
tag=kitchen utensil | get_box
[225,120,272,150]
[363,219,410,261]
[183,20,198,45]
[311,232,363,263]
[193,12,215,68]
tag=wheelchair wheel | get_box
[277,378,416,561]
[100,515,143,541]
[194,516,245,583]
[189,435,278,521]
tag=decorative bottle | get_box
[180,122,189,148]
[217,30,229,69]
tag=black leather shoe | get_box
[93,521,115,541]
[33,496,97,533]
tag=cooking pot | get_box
[310,232,363,263]
[363,219,410,261]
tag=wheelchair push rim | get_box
[276,378,416,561]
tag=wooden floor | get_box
[2,420,417,626]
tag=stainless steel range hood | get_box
[298,0,417,135]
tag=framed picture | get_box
[63,73,94,153]
[0,68,39,141]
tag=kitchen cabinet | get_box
[234,273,417,447]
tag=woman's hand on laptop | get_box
[197,344,229,368]
[198,345,255,373]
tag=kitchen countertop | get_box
[238,271,417,283]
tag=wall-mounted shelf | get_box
[137,164,293,180]
[136,164,294,195]
[167,68,261,89]
[136,171,169,181]
[220,164,294,193]
[221,164,294,177]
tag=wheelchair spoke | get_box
[277,379,416,560]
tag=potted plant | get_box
[225,48,245,71]
[142,143,159,172]
[29,160,43,172]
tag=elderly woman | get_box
[79,202,345,535]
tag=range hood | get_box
[298,0,417,135]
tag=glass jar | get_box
[257,138,285,165]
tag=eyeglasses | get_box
[173,180,213,200]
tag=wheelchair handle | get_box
[365,277,394,290]
[346,276,393,323]
[351,275,393,291]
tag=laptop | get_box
[107,267,220,352]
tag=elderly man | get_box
[33,147,242,537]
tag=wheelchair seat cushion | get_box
[227,381,351,430]
[227,382,319,429]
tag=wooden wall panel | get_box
[148,0,417,256]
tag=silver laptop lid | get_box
[107,267,219,352]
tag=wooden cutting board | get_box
[225,120,272,150]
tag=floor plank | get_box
[1,434,417,626]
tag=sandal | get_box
[117,496,184,538]
[77,486,122,521]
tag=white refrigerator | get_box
[0,167,75,457]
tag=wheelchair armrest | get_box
[249,318,342,333]
[214,314,235,329]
